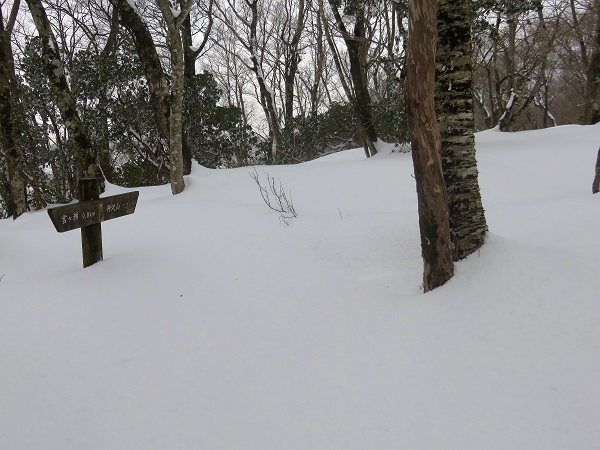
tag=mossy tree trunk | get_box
[0,3,26,219]
[406,0,454,292]
[155,0,194,195]
[436,0,487,260]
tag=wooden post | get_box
[593,148,600,194]
[48,185,139,268]
[78,178,103,268]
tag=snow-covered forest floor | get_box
[1,125,599,449]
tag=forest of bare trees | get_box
[0,0,599,222]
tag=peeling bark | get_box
[406,0,454,292]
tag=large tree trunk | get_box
[406,0,454,292]
[166,29,186,195]
[113,0,195,179]
[113,0,193,176]
[111,0,171,152]
[156,0,194,195]
[25,0,103,194]
[0,4,26,219]
[436,0,487,260]
[180,0,214,174]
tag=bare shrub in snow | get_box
[250,168,297,225]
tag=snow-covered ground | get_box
[1,125,599,449]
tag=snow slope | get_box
[1,125,599,449]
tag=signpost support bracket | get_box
[79,178,103,268]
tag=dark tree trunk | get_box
[180,9,196,175]
[248,0,280,164]
[111,0,173,160]
[593,148,600,194]
[406,0,454,292]
[180,0,212,174]
[283,56,298,125]
[309,2,325,117]
[585,0,600,124]
[181,0,212,80]
[97,6,120,182]
[25,0,103,195]
[282,0,305,124]
[328,1,377,157]
[182,13,196,80]
[0,5,26,219]
[436,0,487,260]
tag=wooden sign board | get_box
[48,191,139,233]
[48,178,139,268]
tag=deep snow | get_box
[1,125,599,449]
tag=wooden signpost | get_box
[48,178,139,268]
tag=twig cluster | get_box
[250,168,297,225]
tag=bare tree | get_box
[406,0,454,292]
[24,0,103,194]
[205,22,255,123]
[214,0,281,163]
[110,0,171,165]
[111,0,195,193]
[327,0,378,157]
[584,0,600,123]
[473,2,561,131]
[180,0,213,169]
[181,0,213,78]
[299,0,327,117]
[280,0,306,124]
